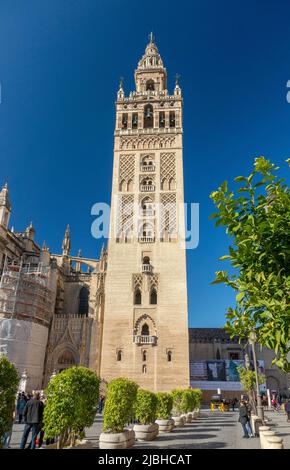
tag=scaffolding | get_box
[0,257,55,326]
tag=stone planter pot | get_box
[172,416,185,427]
[155,418,175,433]
[99,429,135,449]
[133,423,159,441]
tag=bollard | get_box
[267,436,284,449]
[259,426,271,449]
[251,415,263,436]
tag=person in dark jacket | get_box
[238,400,252,438]
[20,391,44,449]
[17,393,27,424]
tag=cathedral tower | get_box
[100,35,189,391]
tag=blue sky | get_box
[0,0,289,327]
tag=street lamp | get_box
[249,331,264,421]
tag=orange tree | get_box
[210,157,290,371]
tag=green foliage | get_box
[210,157,290,371]
[0,355,19,448]
[103,377,138,433]
[181,389,194,413]
[190,388,202,409]
[134,389,158,425]
[237,366,265,392]
[156,392,173,419]
[171,389,188,415]
[43,366,100,447]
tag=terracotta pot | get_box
[99,429,135,449]
[133,423,159,441]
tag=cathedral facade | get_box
[0,36,189,392]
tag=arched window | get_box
[169,111,175,127]
[144,104,153,128]
[146,79,155,91]
[79,286,89,316]
[141,323,149,336]
[142,222,154,238]
[117,350,122,361]
[132,113,138,128]
[150,288,157,305]
[122,113,128,129]
[134,288,142,305]
[216,349,221,360]
[161,178,169,191]
[142,350,147,362]
[127,179,133,191]
[143,256,150,265]
[120,179,127,191]
[167,351,172,362]
[159,111,165,128]
[169,178,176,190]
[141,196,154,215]
[142,364,147,374]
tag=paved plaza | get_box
[8,408,290,450]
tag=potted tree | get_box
[171,389,186,427]
[99,377,138,449]
[182,389,194,423]
[133,389,159,441]
[155,392,174,433]
[191,388,202,418]
[43,366,100,448]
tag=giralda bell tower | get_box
[100,34,189,391]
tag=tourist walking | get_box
[238,400,253,438]
[20,391,44,449]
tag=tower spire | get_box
[62,224,71,256]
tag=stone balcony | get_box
[140,164,155,172]
[140,185,155,192]
[134,335,157,345]
[142,264,153,274]
[139,237,155,243]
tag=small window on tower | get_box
[159,111,165,128]
[142,350,147,362]
[167,351,172,362]
[132,113,138,129]
[117,350,122,361]
[142,364,147,374]
[134,288,142,305]
[146,79,155,91]
[122,113,128,129]
[144,104,153,128]
[169,111,175,128]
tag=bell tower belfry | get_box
[100,34,189,391]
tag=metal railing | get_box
[142,264,153,273]
[139,237,155,243]
[140,164,155,172]
[134,335,157,345]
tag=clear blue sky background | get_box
[0,0,289,327]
